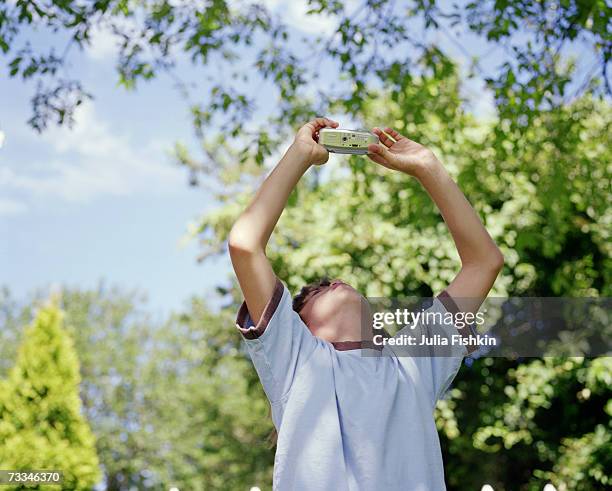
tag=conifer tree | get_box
[0,301,100,490]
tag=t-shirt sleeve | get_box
[235,277,321,404]
[393,292,469,408]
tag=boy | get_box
[229,118,503,490]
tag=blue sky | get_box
[0,34,226,316]
[0,0,595,315]
[0,0,361,315]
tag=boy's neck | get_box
[314,301,373,343]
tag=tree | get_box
[136,296,274,490]
[0,1,608,166]
[57,286,274,490]
[58,286,161,490]
[467,357,612,490]
[0,285,274,490]
[0,300,101,490]
[197,53,610,298]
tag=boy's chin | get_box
[341,292,367,311]
[330,285,362,302]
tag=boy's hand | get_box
[292,117,339,165]
[367,127,439,176]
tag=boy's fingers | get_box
[367,150,396,171]
[309,117,339,131]
[384,127,404,140]
[367,143,381,154]
[372,127,384,138]
[306,119,325,132]
[367,143,390,159]
[373,127,395,148]
[367,153,385,165]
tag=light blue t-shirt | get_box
[236,278,467,491]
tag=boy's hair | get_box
[292,277,332,313]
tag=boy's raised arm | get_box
[368,127,504,314]
[228,118,339,323]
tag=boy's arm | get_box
[368,127,504,314]
[228,117,338,323]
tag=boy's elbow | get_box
[228,224,262,257]
[488,248,504,273]
[465,247,504,275]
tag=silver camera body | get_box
[318,128,378,155]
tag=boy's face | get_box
[298,280,366,341]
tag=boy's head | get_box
[293,278,368,342]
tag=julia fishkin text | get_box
[373,334,497,347]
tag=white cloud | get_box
[87,25,119,61]
[0,102,183,205]
[237,0,359,36]
[284,1,337,35]
[85,14,141,62]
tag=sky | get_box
[0,37,224,317]
[0,0,595,316]
[0,0,363,316]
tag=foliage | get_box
[197,55,611,299]
[0,300,100,490]
[138,297,273,490]
[475,357,612,489]
[58,287,162,490]
[444,357,612,490]
[0,286,274,491]
[1,0,609,152]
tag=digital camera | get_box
[318,128,378,155]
